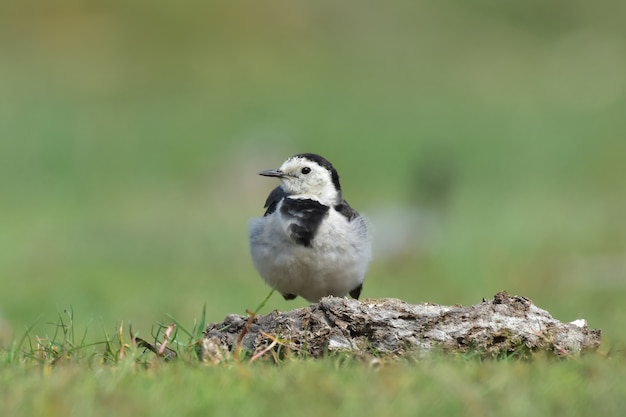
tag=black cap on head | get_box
[294,153,341,191]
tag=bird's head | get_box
[259,153,342,205]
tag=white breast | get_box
[249,208,371,302]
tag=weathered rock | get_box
[201,291,601,362]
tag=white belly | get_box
[249,210,371,302]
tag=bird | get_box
[249,153,371,303]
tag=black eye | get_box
[301,167,311,174]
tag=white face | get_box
[278,156,339,204]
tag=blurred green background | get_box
[1,0,625,347]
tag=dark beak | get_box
[258,169,286,178]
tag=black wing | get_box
[263,186,288,216]
[334,199,360,221]
[280,198,330,247]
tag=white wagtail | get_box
[249,153,371,303]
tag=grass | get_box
[2,306,625,417]
[2,1,626,416]
[1,315,625,417]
